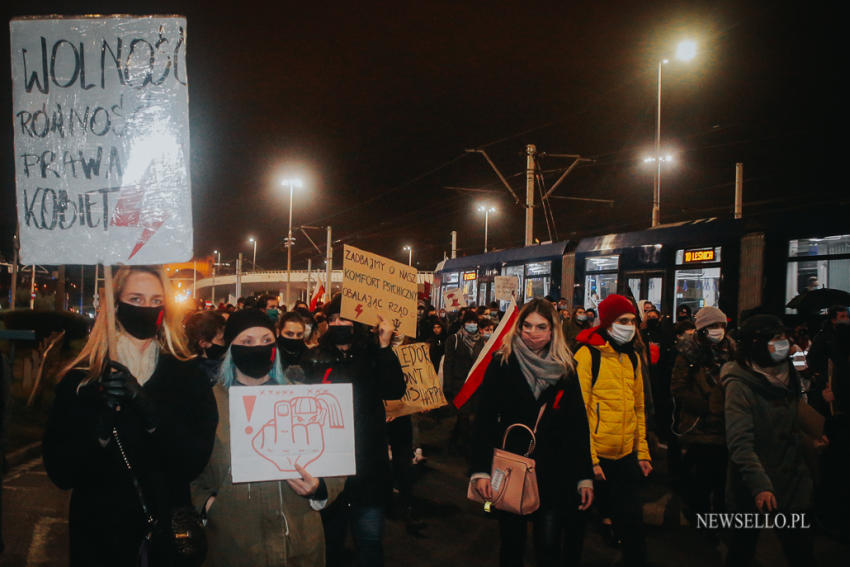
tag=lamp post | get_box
[478,204,497,253]
[282,178,303,307]
[212,250,221,305]
[403,245,412,266]
[248,237,257,271]
[651,39,696,227]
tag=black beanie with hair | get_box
[224,309,276,346]
[323,293,342,318]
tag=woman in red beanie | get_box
[573,294,652,567]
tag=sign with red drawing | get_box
[229,384,356,483]
[442,287,466,311]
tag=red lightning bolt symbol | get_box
[110,163,171,260]
[354,304,363,318]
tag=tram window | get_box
[526,261,552,276]
[585,255,619,272]
[443,272,459,284]
[463,279,478,306]
[647,277,663,310]
[585,273,617,309]
[674,267,720,319]
[628,278,641,300]
[789,235,850,257]
[786,257,850,313]
[525,277,549,301]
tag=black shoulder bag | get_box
[112,427,207,567]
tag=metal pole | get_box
[211,263,216,305]
[484,210,490,253]
[252,240,257,272]
[306,258,312,304]
[192,261,197,301]
[80,265,84,311]
[451,230,457,259]
[29,265,35,309]
[734,162,744,219]
[408,248,412,266]
[525,144,536,246]
[652,60,663,227]
[235,253,243,300]
[286,184,293,308]
[93,264,100,311]
[10,231,19,308]
[325,226,333,302]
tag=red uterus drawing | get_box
[251,394,345,471]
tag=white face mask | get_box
[769,339,790,362]
[706,328,725,343]
[576,314,588,322]
[609,323,635,345]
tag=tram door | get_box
[623,271,664,312]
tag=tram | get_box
[432,205,850,323]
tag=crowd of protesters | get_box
[36,268,849,567]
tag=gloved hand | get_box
[101,360,158,431]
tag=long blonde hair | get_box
[498,298,575,372]
[60,266,194,386]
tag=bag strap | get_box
[112,427,157,534]
[501,403,548,457]
[576,344,602,386]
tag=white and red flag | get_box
[309,280,326,312]
[452,297,519,409]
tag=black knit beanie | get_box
[224,309,276,346]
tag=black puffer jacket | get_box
[301,340,405,505]
[470,353,594,507]
[43,355,217,567]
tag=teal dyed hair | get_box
[219,346,290,388]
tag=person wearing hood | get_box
[563,306,592,348]
[721,314,816,566]
[807,304,850,415]
[573,294,651,566]
[470,298,593,566]
[443,310,485,453]
[185,310,228,386]
[671,306,735,525]
[277,311,310,383]
[43,266,218,567]
[300,295,405,567]
[190,309,344,566]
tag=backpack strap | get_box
[575,344,602,387]
[627,351,639,380]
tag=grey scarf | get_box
[512,336,565,399]
[460,328,481,355]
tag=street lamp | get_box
[477,204,497,253]
[282,178,303,307]
[403,245,412,266]
[651,39,697,227]
[248,237,257,272]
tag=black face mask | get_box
[204,343,226,360]
[327,325,354,345]
[646,318,660,330]
[117,302,164,340]
[277,336,306,354]
[230,344,276,378]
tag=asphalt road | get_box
[1,440,846,566]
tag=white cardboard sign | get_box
[493,275,518,301]
[228,384,356,483]
[442,287,466,311]
[10,16,192,265]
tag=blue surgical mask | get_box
[769,339,790,362]
[464,323,478,334]
[576,314,588,322]
[266,308,279,321]
[482,332,492,340]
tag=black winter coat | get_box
[470,353,594,507]
[43,355,218,567]
[301,341,405,505]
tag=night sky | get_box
[1,1,845,272]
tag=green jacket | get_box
[721,361,812,512]
[191,385,345,567]
[670,334,735,446]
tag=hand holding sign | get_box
[376,314,395,348]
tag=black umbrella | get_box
[786,288,850,312]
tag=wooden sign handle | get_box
[103,264,118,360]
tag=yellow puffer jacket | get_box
[574,327,650,464]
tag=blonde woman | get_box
[470,298,594,567]
[43,266,218,567]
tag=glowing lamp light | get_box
[675,40,697,62]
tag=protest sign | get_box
[442,287,466,311]
[341,245,418,337]
[10,16,192,265]
[385,342,447,418]
[493,275,518,301]
[229,383,356,483]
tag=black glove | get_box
[101,360,159,431]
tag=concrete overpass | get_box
[193,269,434,305]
